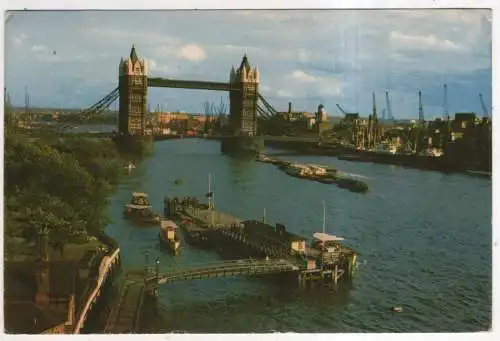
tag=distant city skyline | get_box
[5,9,492,119]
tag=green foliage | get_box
[4,133,123,257]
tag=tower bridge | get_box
[65,45,316,147]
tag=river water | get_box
[104,138,491,333]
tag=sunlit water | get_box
[105,139,491,333]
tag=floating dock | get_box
[164,196,358,288]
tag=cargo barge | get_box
[256,154,369,193]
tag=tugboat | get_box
[159,220,181,255]
[123,192,161,225]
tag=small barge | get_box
[278,162,368,193]
[159,220,181,255]
[123,192,161,225]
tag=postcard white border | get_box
[0,1,497,341]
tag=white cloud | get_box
[390,31,461,51]
[178,44,207,62]
[31,44,49,52]
[12,33,28,46]
[288,70,316,83]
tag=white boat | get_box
[125,161,136,171]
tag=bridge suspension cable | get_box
[58,87,119,130]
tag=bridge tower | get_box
[229,55,259,136]
[118,45,148,135]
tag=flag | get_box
[206,192,213,198]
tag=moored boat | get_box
[123,192,161,225]
[159,220,181,254]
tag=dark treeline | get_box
[4,133,124,259]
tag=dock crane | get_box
[479,93,489,118]
[443,84,450,121]
[418,90,425,124]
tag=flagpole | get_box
[208,173,212,210]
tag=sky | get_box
[4,9,492,119]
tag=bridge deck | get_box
[147,259,301,285]
[104,271,148,334]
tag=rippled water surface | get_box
[105,139,491,332]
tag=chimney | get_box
[288,102,292,113]
[34,226,50,306]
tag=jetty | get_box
[164,192,358,288]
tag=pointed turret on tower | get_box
[130,44,139,62]
[228,55,260,136]
[118,45,149,134]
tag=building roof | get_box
[241,220,307,243]
[238,54,251,72]
[132,192,148,198]
[130,45,139,62]
[4,301,67,334]
[161,220,178,229]
[4,261,78,300]
[4,260,79,334]
[312,232,345,242]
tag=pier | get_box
[164,196,358,288]
[104,270,148,334]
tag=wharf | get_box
[104,270,148,334]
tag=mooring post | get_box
[334,264,338,287]
[153,258,160,298]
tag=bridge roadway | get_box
[146,258,302,285]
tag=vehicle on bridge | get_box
[123,192,161,225]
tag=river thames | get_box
[105,138,491,333]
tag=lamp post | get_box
[154,258,160,298]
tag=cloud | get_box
[390,31,461,51]
[288,70,316,83]
[31,44,49,52]
[178,44,207,62]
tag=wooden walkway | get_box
[146,258,301,285]
[104,270,148,334]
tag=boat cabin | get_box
[160,220,178,240]
[307,164,327,176]
[131,192,150,206]
[312,232,344,253]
